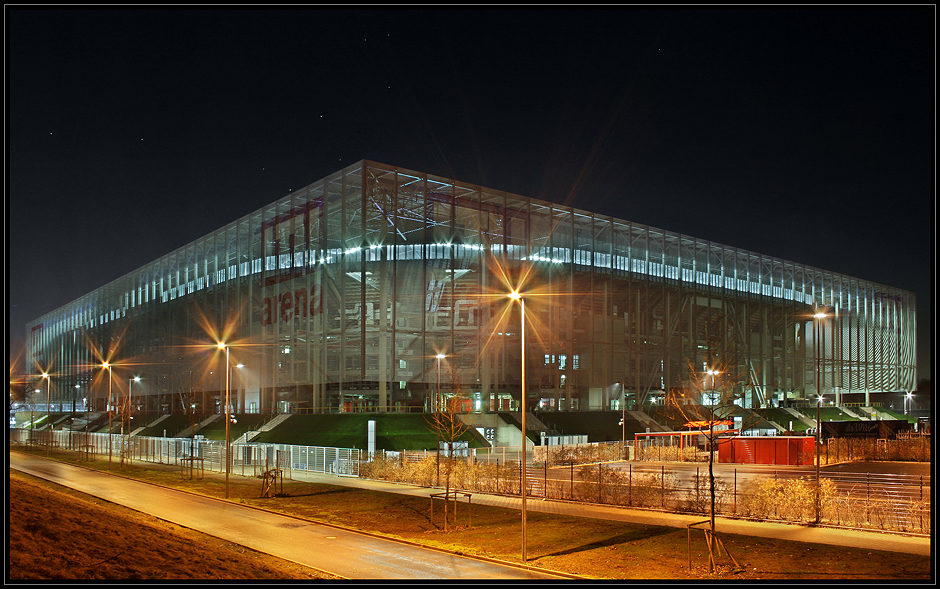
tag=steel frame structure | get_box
[26,161,916,415]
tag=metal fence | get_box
[360,449,931,535]
[10,428,929,534]
[8,428,361,478]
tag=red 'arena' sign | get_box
[260,286,322,326]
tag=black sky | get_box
[7,7,934,383]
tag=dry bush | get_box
[739,477,836,523]
[588,465,683,508]
[681,473,734,515]
[361,455,526,496]
[540,442,623,467]
[826,437,930,463]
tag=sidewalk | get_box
[281,468,931,556]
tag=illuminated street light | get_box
[507,289,527,563]
[41,373,50,456]
[704,368,720,535]
[102,362,113,470]
[217,342,232,499]
[618,383,625,460]
[31,388,40,446]
[435,354,446,411]
[129,376,141,417]
[435,353,445,486]
[72,383,80,449]
[813,311,826,524]
[124,376,141,466]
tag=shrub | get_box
[739,477,835,523]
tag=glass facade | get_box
[26,160,917,415]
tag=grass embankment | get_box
[11,447,931,581]
[248,413,488,450]
[8,468,338,580]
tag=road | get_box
[9,452,572,580]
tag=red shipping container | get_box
[718,436,815,465]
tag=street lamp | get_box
[435,354,446,413]
[905,392,913,415]
[129,376,140,418]
[102,362,113,470]
[72,384,80,449]
[508,290,527,563]
[813,311,826,524]
[619,383,626,461]
[41,373,50,456]
[435,353,445,486]
[125,376,140,465]
[704,368,720,535]
[217,342,232,499]
[31,389,40,446]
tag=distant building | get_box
[25,161,917,415]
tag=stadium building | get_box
[25,160,917,416]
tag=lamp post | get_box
[812,311,827,523]
[41,373,50,456]
[435,353,445,486]
[217,343,232,499]
[705,368,720,537]
[436,354,445,412]
[102,362,113,470]
[129,377,140,422]
[616,382,627,461]
[72,384,80,450]
[905,392,913,415]
[31,388,39,446]
[125,376,140,465]
[508,290,527,563]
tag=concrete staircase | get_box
[131,413,171,436]
[176,414,220,438]
[523,412,560,439]
[857,406,892,420]
[68,412,106,432]
[740,406,786,433]
[234,413,293,444]
[837,406,869,420]
[627,410,670,432]
[780,406,817,429]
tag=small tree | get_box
[664,319,761,573]
[425,366,472,529]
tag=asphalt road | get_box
[9,452,572,580]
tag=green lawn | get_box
[251,413,488,450]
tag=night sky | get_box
[7,8,934,383]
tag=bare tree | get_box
[663,320,758,573]
[425,366,472,529]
